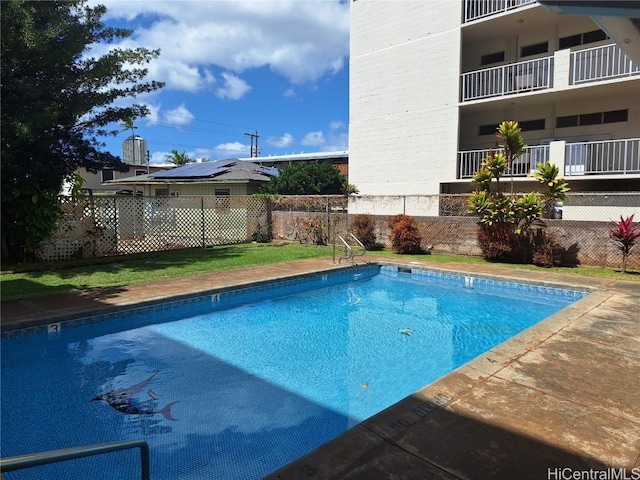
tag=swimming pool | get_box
[0,264,587,479]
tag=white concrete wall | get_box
[563,206,640,221]
[349,0,462,196]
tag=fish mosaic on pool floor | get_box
[91,371,179,421]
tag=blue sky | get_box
[90,0,350,165]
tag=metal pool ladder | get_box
[0,439,150,480]
[333,233,366,264]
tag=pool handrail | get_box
[333,233,366,264]
[0,439,150,480]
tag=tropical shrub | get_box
[476,222,519,262]
[534,162,570,218]
[497,121,525,194]
[387,214,423,254]
[467,121,569,265]
[530,229,562,267]
[350,214,381,250]
[610,214,640,273]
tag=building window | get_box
[583,29,607,44]
[559,30,608,50]
[579,112,602,126]
[519,119,546,131]
[556,109,628,128]
[521,41,548,58]
[155,188,169,196]
[478,124,498,136]
[603,109,628,123]
[559,34,581,50]
[556,115,578,128]
[481,51,505,66]
[101,169,114,182]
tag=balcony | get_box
[464,0,536,23]
[461,57,553,101]
[565,138,640,176]
[458,138,640,179]
[458,145,550,179]
[461,44,639,102]
[571,43,640,85]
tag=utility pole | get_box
[244,131,259,157]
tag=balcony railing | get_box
[571,43,640,84]
[464,0,536,22]
[565,138,640,176]
[461,56,553,101]
[458,145,550,179]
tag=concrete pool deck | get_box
[2,256,639,479]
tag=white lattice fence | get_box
[39,195,269,260]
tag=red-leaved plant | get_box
[610,214,640,273]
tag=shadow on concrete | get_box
[269,394,615,479]
[1,278,131,331]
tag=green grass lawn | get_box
[1,242,637,302]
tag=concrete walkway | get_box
[2,256,640,479]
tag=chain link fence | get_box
[269,195,348,245]
[40,193,639,269]
[346,193,640,269]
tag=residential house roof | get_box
[104,159,277,186]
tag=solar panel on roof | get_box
[153,163,229,178]
[257,166,279,177]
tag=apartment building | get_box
[349,0,640,198]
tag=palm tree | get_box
[165,149,192,166]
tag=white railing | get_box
[565,138,640,176]
[571,43,640,84]
[464,0,536,22]
[458,145,550,179]
[461,56,553,101]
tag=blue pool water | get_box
[1,265,586,479]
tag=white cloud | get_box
[194,142,248,160]
[149,150,170,165]
[163,104,195,128]
[283,88,297,98]
[150,149,198,165]
[143,103,161,124]
[322,131,349,151]
[215,72,252,100]
[301,131,326,147]
[329,120,345,130]
[267,133,294,149]
[95,0,349,90]
[300,130,348,151]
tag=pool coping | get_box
[2,256,640,478]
